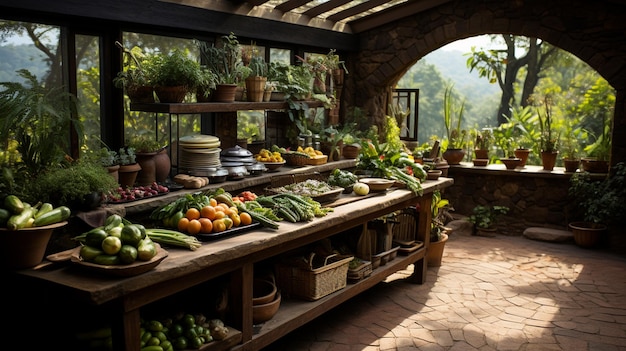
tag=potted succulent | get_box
[467,205,510,237]
[117,147,141,188]
[127,137,165,185]
[567,162,625,247]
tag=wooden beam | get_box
[349,0,452,33]
[303,0,352,18]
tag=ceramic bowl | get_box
[358,178,395,192]
[253,279,277,305]
[252,291,281,324]
[262,161,286,172]
[0,221,68,269]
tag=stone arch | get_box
[342,0,626,162]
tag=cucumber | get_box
[32,206,71,227]
[34,202,54,219]
[80,245,105,262]
[4,195,25,214]
[137,237,157,261]
[85,228,109,247]
[6,206,34,230]
[93,254,121,265]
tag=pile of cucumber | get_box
[1,195,71,230]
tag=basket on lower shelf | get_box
[275,253,353,301]
[347,259,372,282]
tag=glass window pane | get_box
[76,35,102,152]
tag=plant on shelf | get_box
[150,49,203,103]
[442,84,467,150]
[113,42,154,103]
[117,147,137,165]
[535,95,560,153]
[245,55,268,102]
[467,205,509,236]
[198,33,245,86]
[472,128,493,159]
[195,66,218,102]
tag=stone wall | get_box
[342,0,626,164]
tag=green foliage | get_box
[430,190,453,242]
[248,56,267,77]
[442,85,467,149]
[197,33,244,85]
[534,95,560,152]
[127,136,163,153]
[568,162,626,225]
[29,160,119,207]
[467,205,509,229]
[151,49,202,89]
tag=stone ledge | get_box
[523,227,574,243]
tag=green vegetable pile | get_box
[327,168,358,188]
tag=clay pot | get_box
[154,148,171,183]
[514,148,531,167]
[563,158,580,173]
[541,150,559,171]
[155,85,187,103]
[107,165,120,183]
[427,232,448,267]
[213,84,237,102]
[474,149,489,159]
[252,292,281,324]
[135,152,157,186]
[569,221,606,248]
[118,163,141,188]
[0,221,67,269]
[253,279,277,305]
[442,148,465,165]
[500,157,521,169]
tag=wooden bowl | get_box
[0,221,67,269]
[252,291,281,324]
[253,279,277,305]
[358,178,395,192]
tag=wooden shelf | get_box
[130,100,324,114]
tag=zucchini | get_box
[6,206,34,230]
[32,206,71,227]
[4,195,25,214]
[34,202,54,219]
[0,208,10,226]
[93,254,121,265]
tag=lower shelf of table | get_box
[236,246,426,351]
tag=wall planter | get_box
[568,221,606,248]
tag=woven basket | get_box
[307,155,328,165]
[347,260,372,282]
[275,253,353,301]
[283,152,310,166]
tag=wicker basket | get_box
[347,260,372,282]
[307,155,328,165]
[275,253,353,301]
[283,152,310,167]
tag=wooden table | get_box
[10,178,453,351]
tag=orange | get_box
[187,219,202,235]
[209,198,218,207]
[198,218,213,233]
[201,205,217,220]
[218,203,230,212]
[229,213,241,227]
[177,217,190,232]
[212,219,226,233]
[214,210,226,219]
[185,207,201,220]
[240,212,252,226]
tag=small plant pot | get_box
[426,169,442,180]
[569,221,606,248]
[500,157,521,169]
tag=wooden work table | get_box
[9,176,453,351]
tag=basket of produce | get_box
[307,154,328,165]
[275,252,353,301]
[282,151,310,167]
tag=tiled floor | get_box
[262,232,626,350]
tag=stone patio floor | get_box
[261,231,626,351]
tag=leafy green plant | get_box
[568,162,626,226]
[117,147,137,165]
[127,137,163,153]
[430,190,454,242]
[442,85,467,150]
[198,33,244,85]
[151,49,202,90]
[535,95,560,153]
[467,205,509,229]
[248,56,267,77]
[113,42,153,90]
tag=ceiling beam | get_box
[349,0,452,33]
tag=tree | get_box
[466,35,557,124]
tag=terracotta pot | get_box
[442,148,465,165]
[427,169,442,180]
[474,149,489,160]
[514,148,531,167]
[107,164,120,183]
[135,152,157,186]
[0,221,67,269]
[541,150,559,171]
[500,157,521,169]
[569,221,606,248]
[154,148,171,183]
[563,158,580,173]
[427,232,448,267]
[473,158,489,167]
[155,85,187,103]
[252,291,281,324]
[213,84,238,102]
[118,163,141,188]
[580,158,609,173]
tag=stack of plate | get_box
[178,134,222,176]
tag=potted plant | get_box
[195,66,218,102]
[581,113,611,173]
[428,190,454,266]
[127,137,165,185]
[29,159,119,211]
[151,49,202,103]
[88,147,120,182]
[441,85,467,165]
[117,147,141,188]
[535,95,560,171]
[561,118,582,172]
[567,162,625,247]
[467,205,510,237]
[245,55,268,102]
[198,33,245,102]
[113,42,154,103]
[323,49,348,87]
